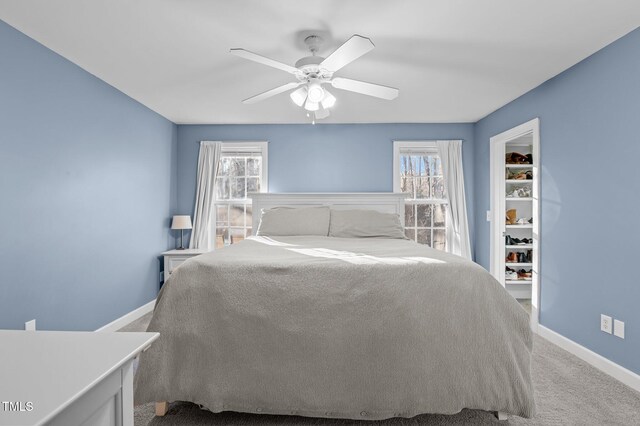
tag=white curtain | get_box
[189,141,222,250]
[436,140,472,260]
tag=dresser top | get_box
[0,330,158,426]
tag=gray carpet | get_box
[122,311,640,425]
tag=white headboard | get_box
[249,192,408,235]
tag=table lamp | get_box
[171,215,192,250]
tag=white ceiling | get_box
[1,1,639,124]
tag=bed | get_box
[134,193,535,420]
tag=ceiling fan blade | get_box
[331,77,399,100]
[320,35,375,73]
[230,48,299,75]
[242,82,301,104]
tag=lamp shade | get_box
[171,215,192,230]
[304,98,319,111]
[290,86,307,107]
[321,89,336,109]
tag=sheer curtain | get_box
[189,141,222,250]
[436,140,472,260]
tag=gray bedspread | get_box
[135,236,535,419]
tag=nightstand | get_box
[162,249,210,284]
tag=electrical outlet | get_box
[601,314,612,334]
[25,319,36,331]
[614,319,625,339]
[486,210,491,222]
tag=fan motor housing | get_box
[295,55,324,69]
[295,56,332,81]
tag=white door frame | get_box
[490,118,540,331]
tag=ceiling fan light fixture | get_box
[290,86,307,107]
[231,34,399,121]
[315,105,330,120]
[304,98,319,111]
[307,81,325,103]
[321,89,336,109]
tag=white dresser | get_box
[162,248,210,284]
[0,330,158,426]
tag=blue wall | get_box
[5,13,637,376]
[0,20,177,331]
[474,28,640,373]
[177,123,476,252]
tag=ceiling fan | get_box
[230,34,399,121]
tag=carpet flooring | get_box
[123,310,640,425]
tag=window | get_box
[214,142,268,248]
[393,141,448,250]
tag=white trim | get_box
[219,140,268,152]
[537,325,640,393]
[95,299,156,332]
[489,118,540,331]
[249,193,407,235]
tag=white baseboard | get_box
[537,325,640,393]
[95,299,156,332]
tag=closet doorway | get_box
[490,118,540,329]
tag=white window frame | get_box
[215,141,268,244]
[393,140,449,249]
[220,141,269,187]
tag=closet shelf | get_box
[505,263,532,267]
[506,197,533,201]
[505,179,533,183]
[505,164,533,168]
[505,245,533,249]
[506,224,533,229]
[505,280,532,285]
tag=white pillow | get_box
[256,206,330,236]
[329,209,407,239]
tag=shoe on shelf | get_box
[517,269,532,279]
[506,189,520,198]
[507,170,529,180]
[506,152,529,164]
[505,235,528,245]
[526,250,533,263]
[505,268,518,280]
[509,237,531,245]
[518,252,531,263]
[506,252,519,263]
[507,169,533,180]
[506,209,517,225]
[528,217,533,224]
[506,187,531,198]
